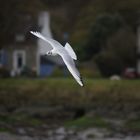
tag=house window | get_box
[0,50,6,65]
[15,34,25,42]
[0,51,2,64]
[17,54,23,68]
[13,50,26,73]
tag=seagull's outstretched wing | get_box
[30,31,48,42]
[60,53,84,86]
[30,31,62,49]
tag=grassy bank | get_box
[0,78,140,132]
[0,78,140,117]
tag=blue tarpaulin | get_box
[40,64,54,77]
[0,50,7,65]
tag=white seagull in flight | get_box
[30,31,84,87]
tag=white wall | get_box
[38,11,53,54]
[36,11,53,75]
[137,26,140,75]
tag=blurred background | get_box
[0,0,140,140]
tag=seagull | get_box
[30,31,84,87]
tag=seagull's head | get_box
[45,50,57,56]
[46,51,52,56]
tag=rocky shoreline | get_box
[0,79,140,140]
[0,126,140,140]
[0,107,140,140]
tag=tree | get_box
[70,0,140,51]
[80,13,124,60]
[95,27,136,76]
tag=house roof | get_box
[14,14,40,44]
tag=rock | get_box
[78,128,105,140]
[115,133,125,138]
[67,129,76,135]
[16,128,27,135]
[110,75,121,80]
[47,130,53,137]
[55,127,66,135]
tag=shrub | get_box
[95,51,123,76]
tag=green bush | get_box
[95,51,123,76]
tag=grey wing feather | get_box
[30,31,62,49]
[61,53,84,86]
[30,31,48,42]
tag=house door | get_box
[13,50,26,74]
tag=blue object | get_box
[0,50,7,65]
[40,64,54,77]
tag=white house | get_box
[0,11,65,77]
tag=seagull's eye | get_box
[47,51,52,55]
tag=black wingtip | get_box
[80,75,84,87]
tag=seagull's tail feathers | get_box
[64,43,77,60]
